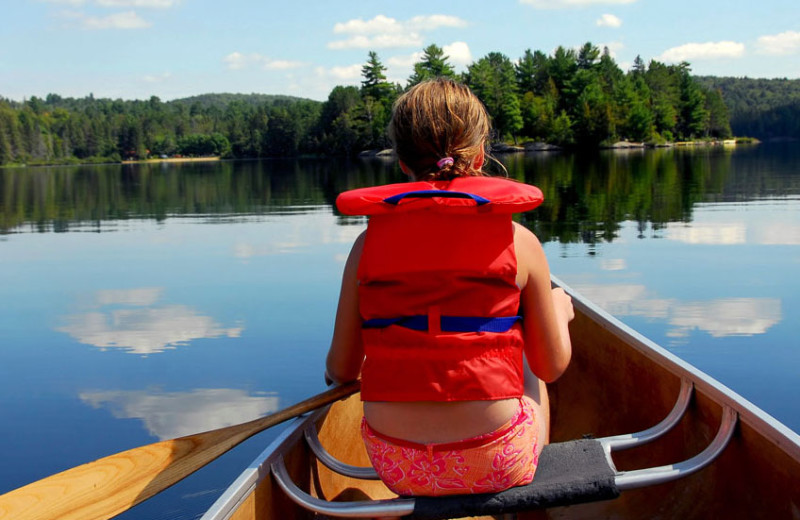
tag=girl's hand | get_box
[551,287,575,324]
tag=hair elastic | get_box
[436,157,455,169]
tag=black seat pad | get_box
[410,439,620,519]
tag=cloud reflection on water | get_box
[233,216,365,261]
[58,288,243,355]
[664,206,800,246]
[573,284,782,340]
[80,388,279,440]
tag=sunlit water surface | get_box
[1,144,797,519]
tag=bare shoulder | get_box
[513,222,545,259]
[513,222,548,286]
[513,221,540,245]
[337,231,366,287]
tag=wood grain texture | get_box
[0,381,359,520]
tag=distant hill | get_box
[170,93,318,109]
[696,76,800,140]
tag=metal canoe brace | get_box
[271,379,738,519]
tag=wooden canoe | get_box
[201,278,800,520]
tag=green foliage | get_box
[465,52,523,141]
[177,133,231,157]
[1,42,769,166]
[361,51,397,103]
[408,44,457,86]
[695,76,800,139]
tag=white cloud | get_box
[223,52,249,70]
[80,388,279,439]
[521,0,636,8]
[385,41,472,73]
[266,60,304,70]
[43,0,179,6]
[333,14,467,35]
[41,0,87,5]
[223,52,303,71]
[443,41,473,67]
[143,71,172,83]
[598,41,624,58]
[596,14,622,27]
[80,10,151,29]
[387,52,423,68]
[756,31,800,56]
[316,64,363,82]
[95,0,179,7]
[333,14,400,35]
[658,41,745,62]
[328,34,424,50]
[329,14,468,50]
[405,15,470,32]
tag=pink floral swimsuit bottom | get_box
[360,397,539,497]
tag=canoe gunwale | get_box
[553,275,800,461]
[199,409,324,520]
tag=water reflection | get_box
[58,288,243,355]
[232,211,364,261]
[3,146,799,246]
[668,298,782,339]
[663,200,800,246]
[573,283,782,341]
[79,388,279,439]
[0,158,400,234]
[665,222,746,245]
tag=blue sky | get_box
[2,0,799,102]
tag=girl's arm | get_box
[514,223,573,382]
[325,232,366,384]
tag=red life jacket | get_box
[336,176,544,402]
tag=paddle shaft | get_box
[0,381,360,520]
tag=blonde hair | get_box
[388,78,491,181]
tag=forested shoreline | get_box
[1,42,796,167]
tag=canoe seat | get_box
[272,380,738,519]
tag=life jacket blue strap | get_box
[383,190,491,206]
[362,315,521,333]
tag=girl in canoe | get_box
[326,78,573,497]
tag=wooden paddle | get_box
[0,380,360,520]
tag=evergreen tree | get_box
[704,88,732,138]
[577,42,601,70]
[408,44,456,86]
[631,55,646,76]
[645,60,681,140]
[466,52,523,142]
[677,64,709,139]
[361,51,395,102]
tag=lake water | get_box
[1,143,798,519]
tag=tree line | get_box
[0,42,742,166]
[696,76,800,141]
